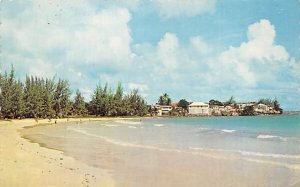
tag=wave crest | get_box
[257,134,287,141]
[221,129,236,133]
[114,120,142,125]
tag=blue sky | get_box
[1,0,300,110]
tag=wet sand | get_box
[0,118,118,187]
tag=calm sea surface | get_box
[22,115,300,187]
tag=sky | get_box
[1,0,300,110]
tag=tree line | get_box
[0,66,148,119]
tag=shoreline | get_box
[0,117,131,187]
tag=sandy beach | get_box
[0,118,118,187]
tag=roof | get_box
[189,102,208,106]
[171,103,178,107]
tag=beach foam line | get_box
[189,147,300,170]
[114,120,142,125]
[128,126,137,129]
[67,127,300,171]
[67,127,181,153]
[221,129,236,133]
[239,151,300,159]
[154,124,165,127]
[243,158,300,171]
[257,134,287,141]
[189,147,300,160]
[104,124,120,127]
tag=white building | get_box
[188,102,210,115]
[153,105,172,116]
[160,105,172,115]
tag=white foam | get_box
[239,151,300,159]
[114,120,142,125]
[154,124,165,127]
[104,124,120,127]
[257,134,287,141]
[128,126,137,129]
[189,147,300,160]
[68,127,300,171]
[67,127,177,153]
[221,129,236,133]
[189,147,300,170]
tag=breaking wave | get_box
[189,147,300,160]
[257,134,287,141]
[114,120,142,125]
[128,126,137,129]
[221,129,236,133]
[154,124,165,127]
[104,124,120,127]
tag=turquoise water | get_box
[136,115,300,155]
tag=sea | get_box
[21,115,300,187]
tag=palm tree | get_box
[229,96,236,104]
[158,93,171,105]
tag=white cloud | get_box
[190,36,210,55]
[2,1,135,91]
[66,8,134,67]
[153,0,216,18]
[289,59,300,80]
[247,19,275,45]
[210,19,289,87]
[89,0,140,10]
[128,83,149,92]
[157,32,179,71]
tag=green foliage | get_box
[42,78,56,119]
[53,79,71,118]
[90,83,109,116]
[209,99,223,106]
[258,98,282,113]
[0,66,25,118]
[273,98,282,113]
[125,89,148,116]
[158,93,171,105]
[0,67,146,119]
[11,80,25,118]
[24,76,44,118]
[89,83,148,117]
[73,90,87,116]
[258,98,274,107]
[178,99,189,110]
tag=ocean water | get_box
[22,115,300,186]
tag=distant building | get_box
[160,105,172,115]
[188,102,209,115]
[152,104,172,116]
[254,103,269,114]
